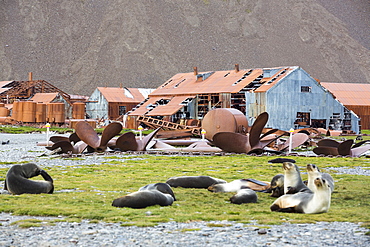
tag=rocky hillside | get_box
[1,0,369,96]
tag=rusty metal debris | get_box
[313,138,370,157]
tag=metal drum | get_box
[0,107,9,117]
[22,101,37,122]
[36,103,47,123]
[47,103,65,123]
[72,102,85,119]
[201,108,249,140]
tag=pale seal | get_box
[270,177,331,214]
[4,163,54,195]
[166,176,226,189]
[230,188,258,204]
[306,164,334,193]
[282,162,310,194]
[208,179,270,193]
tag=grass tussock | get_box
[0,155,369,227]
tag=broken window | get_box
[301,86,312,92]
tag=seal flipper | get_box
[3,179,7,190]
[40,170,53,183]
[39,170,54,194]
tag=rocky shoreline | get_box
[0,133,369,246]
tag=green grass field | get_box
[1,155,369,228]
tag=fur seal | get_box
[306,164,334,193]
[268,158,296,164]
[139,182,176,200]
[208,179,270,193]
[230,188,258,204]
[4,163,54,195]
[267,174,285,197]
[166,176,226,189]
[112,190,174,209]
[282,162,310,194]
[270,177,331,214]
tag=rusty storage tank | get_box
[0,107,9,117]
[72,102,85,119]
[36,103,47,123]
[201,108,249,140]
[47,103,65,123]
[22,101,37,122]
[0,103,5,107]
[12,101,21,121]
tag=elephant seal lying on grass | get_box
[4,163,54,195]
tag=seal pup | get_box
[306,164,334,193]
[112,190,174,209]
[282,162,310,194]
[4,163,54,195]
[166,176,226,189]
[139,182,176,201]
[266,174,285,197]
[270,177,331,214]
[208,179,270,193]
[230,188,258,204]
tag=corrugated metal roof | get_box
[97,87,145,103]
[321,82,370,106]
[129,97,163,116]
[0,81,14,88]
[147,95,195,116]
[149,68,264,96]
[30,93,59,103]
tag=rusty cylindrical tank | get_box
[22,101,37,122]
[36,103,47,123]
[0,107,9,117]
[47,103,65,123]
[72,102,85,119]
[12,101,20,121]
[201,108,249,140]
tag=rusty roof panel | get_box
[254,67,294,92]
[321,82,370,106]
[128,97,162,116]
[149,69,264,96]
[30,93,59,103]
[97,87,145,103]
[147,96,195,116]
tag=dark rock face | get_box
[1,0,369,96]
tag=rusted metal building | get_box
[86,87,154,121]
[320,82,370,131]
[129,65,361,133]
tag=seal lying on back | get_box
[4,163,54,195]
[208,179,270,193]
[283,162,310,194]
[270,177,331,214]
[267,174,285,197]
[230,188,258,204]
[306,164,334,193]
[166,176,226,189]
[112,182,176,209]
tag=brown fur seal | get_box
[166,176,226,189]
[208,179,270,193]
[270,177,331,214]
[267,174,285,197]
[282,162,310,194]
[268,158,296,164]
[230,188,258,204]
[306,164,334,193]
[4,163,54,195]
[112,190,174,209]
